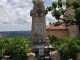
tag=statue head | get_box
[32,0,45,4]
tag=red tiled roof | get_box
[46,24,66,30]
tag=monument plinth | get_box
[30,0,50,46]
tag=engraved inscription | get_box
[35,19,43,32]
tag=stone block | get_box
[27,53,35,60]
[50,51,60,60]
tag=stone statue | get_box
[32,0,44,4]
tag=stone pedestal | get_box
[50,51,60,60]
[27,53,35,60]
[31,47,60,60]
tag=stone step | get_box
[37,56,51,60]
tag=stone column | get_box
[30,0,50,47]
[27,53,35,60]
[49,51,60,60]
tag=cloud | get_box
[0,0,32,24]
[51,0,58,2]
[0,0,56,31]
[0,0,33,31]
[0,2,5,7]
[46,12,57,25]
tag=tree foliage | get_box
[66,0,80,30]
[46,0,80,30]
[49,36,80,60]
[46,0,66,22]
[0,36,32,60]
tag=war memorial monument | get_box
[2,0,60,60]
[27,0,60,60]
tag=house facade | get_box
[46,19,79,38]
[46,24,79,38]
[46,23,69,38]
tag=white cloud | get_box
[51,0,58,2]
[0,2,5,7]
[46,12,57,25]
[11,0,19,3]
[0,0,56,31]
[0,0,33,31]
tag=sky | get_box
[0,0,61,31]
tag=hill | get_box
[2,31,31,38]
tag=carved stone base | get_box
[29,37,50,47]
[27,53,35,60]
[27,45,60,60]
[50,51,60,60]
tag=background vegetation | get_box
[0,36,80,60]
[49,35,80,60]
[2,31,31,38]
[0,36,31,60]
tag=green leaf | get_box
[52,2,57,9]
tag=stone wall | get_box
[46,25,80,38]
[69,25,79,38]
[63,6,75,18]
[46,29,69,38]
[64,0,74,18]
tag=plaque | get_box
[36,45,44,56]
[35,19,43,32]
[39,49,44,56]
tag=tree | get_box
[66,0,80,30]
[46,0,66,23]
[46,0,80,31]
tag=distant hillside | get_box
[2,31,31,38]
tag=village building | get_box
[65,0,79,38]
[46,19,79,38]
[46,24,79,38]
[46,0,79,38]
[64,0,75,18]
[46,19,69,38]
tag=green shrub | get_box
[0,36,31,60]
[48,35,57,44]
[48,36,80,60]
[0,39,4,59]
[1,36,80,60]
[52,38,80,60]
